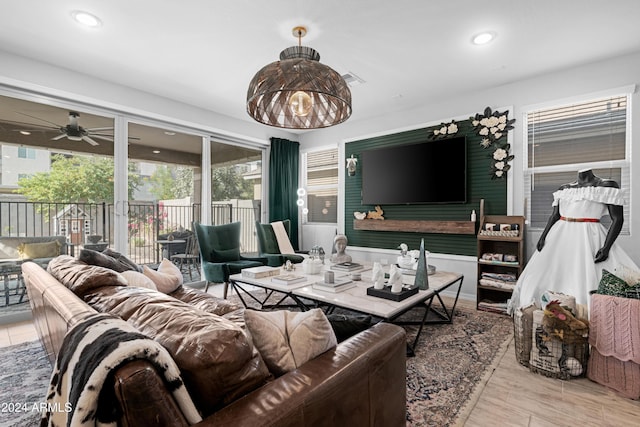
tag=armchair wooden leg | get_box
[223,282,229,299]
[204,281,210,293]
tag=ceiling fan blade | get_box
[88,132,141,141]
[51,134,67,140]
[12,128,56,133]
[89,134,113,142]
[16,111,63,128]
[2,119,59,130]
[82,135,100,146]
[87,127,114,132]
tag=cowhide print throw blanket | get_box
[41,313,202,426]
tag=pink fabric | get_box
[589,293,640,364]
[587,348,640,399]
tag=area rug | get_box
[404,308,513,426]
[0,298,513,427]
[0,340,52,427]
[228,291,514,426]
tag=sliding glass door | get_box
[0,93,115,250]
[125,121,203,264]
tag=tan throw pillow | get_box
[244,308,337,376]
[143,258,183,293]
[18,240,61,259]
[120,270,158,290]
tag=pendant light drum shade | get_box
[247,45,352,129]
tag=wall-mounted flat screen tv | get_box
[360,136,467,205]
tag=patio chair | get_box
[170,234,200,282]
[255,220,305,267]
[193,221,266,298]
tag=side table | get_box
[0,261,26,306]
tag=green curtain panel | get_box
[269,137,300,249]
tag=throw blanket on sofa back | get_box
[42,313,202,426]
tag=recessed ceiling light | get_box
[152,150,161,154]
[19,130,31,135]
[472,32,496,45]
[71,10,102,28]
[164,131,176,136]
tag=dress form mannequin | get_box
[537,169,622,262]
[508,168,637,313]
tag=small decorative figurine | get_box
[283,260,295,272]
[414,238,430,290]
[388,264,403,293]
[372,262,385,290]
[331,234,352,263]
[366,205,384,220]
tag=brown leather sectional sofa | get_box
[22,260,407,426]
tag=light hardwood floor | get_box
[2,292,639,426]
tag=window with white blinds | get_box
[304,148,338,223]
[524,94,631,232]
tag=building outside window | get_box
[524,92,631,233]
[303,148,338,224]
[18,146,36,159]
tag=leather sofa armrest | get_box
[113,360,190,427]
[195,322,407,427]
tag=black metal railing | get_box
[0,200,259,266]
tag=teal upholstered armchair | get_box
[255,220,305,267]
[193,221,266,298]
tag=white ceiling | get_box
[1,1,640,130]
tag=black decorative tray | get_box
[367,285,419,302]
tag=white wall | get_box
[300,51,640,301]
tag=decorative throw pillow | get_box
[623,283,640,300]
[18,240,61,259]
[120,270,158,290]
[326,313,372,342]
[244,308,337,376]
[143,258,183,293]
[47,255,127,297]
[614,264,640,287]
[79,249,127,272]
[102,248,143,272]
[596,269,629,297]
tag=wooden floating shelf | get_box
[353,219,476,235]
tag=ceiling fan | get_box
[11,111,118,146]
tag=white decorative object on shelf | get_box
[353,211,367,220]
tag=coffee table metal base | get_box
[230,280,305,311]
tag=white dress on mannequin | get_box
[508,186,638,314]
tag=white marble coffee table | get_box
[230,267,463,355]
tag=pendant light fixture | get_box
[246,26,352,129]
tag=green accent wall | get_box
[345,119,507,256]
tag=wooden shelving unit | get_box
[476,214,525,315]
